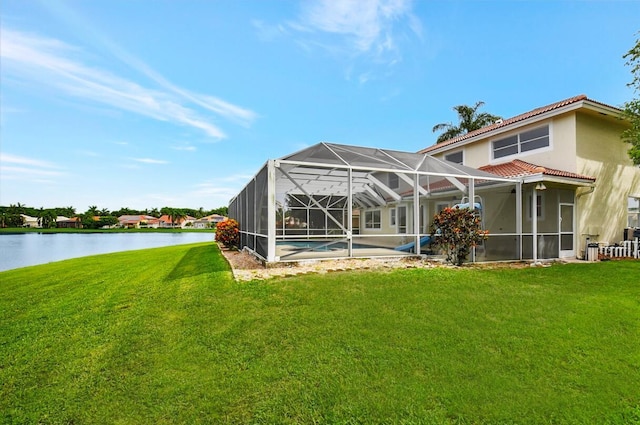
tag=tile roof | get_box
[479,160,596,182]
[118,215,157,222]
[158,215,195,223]
[419,95,620,154]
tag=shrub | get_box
[430,206,488,266]
[215,219,239,248]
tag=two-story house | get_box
[419,95,640,260]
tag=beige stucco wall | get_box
[359,204,400,234]
[575,112,640,246]
[523,115,577,171]
[460,140,490,168]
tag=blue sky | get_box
[1,0,638,212]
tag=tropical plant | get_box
[58,206,76,217]
[215,219,239,248]
[2,212,23,227]
[622,34,640,165]
[98,216,119,228]
[432,101,502,144]
[170,209,187,228]
[86,206,99,216]
[37,209,57,229]
[430,206,488,266]
[81,213,98,229]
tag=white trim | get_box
[559,203,575,258]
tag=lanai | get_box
[229,142,521,263]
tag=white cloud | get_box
[1,166,64,177]
[252,19,290,42]
[294,0,420,56]
[130,158,169,165]
[0,153,61,169]
[0,28,257,140]
[171,145,197,152]
[188,175,255,202]
[0,153,67,183]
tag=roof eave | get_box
[522,174,595,187]
[423,98,624,156]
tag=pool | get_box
[277,240,371,252]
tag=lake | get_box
[0,232,215,272]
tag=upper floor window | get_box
[445,151,463,164]
[493,125,550,160]
[388,173,399,189]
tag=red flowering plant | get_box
[215,219,240,249]
[430,206,488,266]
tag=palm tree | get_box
[432,101,502,144]
[37,207,45,228]
[170,209,187,228]
[86,205,99,216]
[38,209,57,228]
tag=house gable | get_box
[420,95,621,156]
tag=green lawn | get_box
[1,243,639,424]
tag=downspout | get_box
[576,184,596,259]
[576,185,595,199]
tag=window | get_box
[390,208,396,226]
[527,193,545,220]
[445,151,463,164]
[436,203,450,213]
[397,206,407,234]
[493,125,549,159]
[520,126,550,152]
[388,173,399,189]
[365,210,381,229]
[629,197,640,228]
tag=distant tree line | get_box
[0,203,228,228]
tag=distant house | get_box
[158,214,197,228]
[193,214,227,229]
[20,214,39,228]
[57,217,82,228]
[118,215,160,229]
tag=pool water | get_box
[278,240,370,251]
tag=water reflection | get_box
[0,232,214,272]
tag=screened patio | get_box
[229,142,522,264]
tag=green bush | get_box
[215,219,239,248]
[430,206,488,266]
